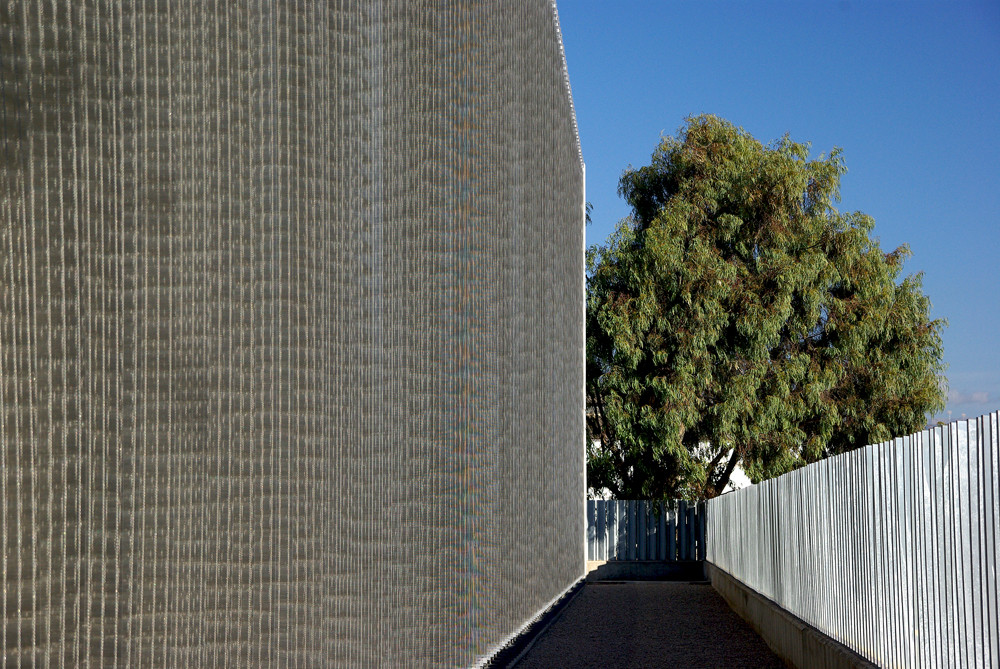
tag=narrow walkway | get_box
[514,581,784,669]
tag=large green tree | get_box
[586,115,946,500]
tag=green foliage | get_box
[586,115,946,500]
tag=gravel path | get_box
[513,581,785,669]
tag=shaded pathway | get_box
[514,581,784,669]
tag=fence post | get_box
[697,501,706,561]
[646,502,654,560]
[658,501,667,560]
[646,502,655,560]
[647,500,656,560]
[587,500,595,561]
[678,500,688,560]
[638,501,647,559]
[626,500,636,560]
[596,500,607,561]
[687,504,696,560]
[667,503,677,561]
[616,500,626,560]
[641,502,649,560]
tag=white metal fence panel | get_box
[586,499,706,561]
[706,411,1000,669]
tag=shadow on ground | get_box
[513,581,784,669]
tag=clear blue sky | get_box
[559,0,1000,424]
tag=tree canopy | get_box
[586,115,946,500]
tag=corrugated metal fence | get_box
[707,411,1000,669]
[586,500,706,561]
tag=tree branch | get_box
[712,448,742,497]
[705,448,727,479]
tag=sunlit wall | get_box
[0,2,585,665]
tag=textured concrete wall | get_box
[0,2,584,666]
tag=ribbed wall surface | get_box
[707,412,1000,668]
[0,2,585,666]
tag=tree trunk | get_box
[711,449,742,498]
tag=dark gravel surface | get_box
[513,581,785,669]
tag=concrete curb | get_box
[706,563,878,669]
